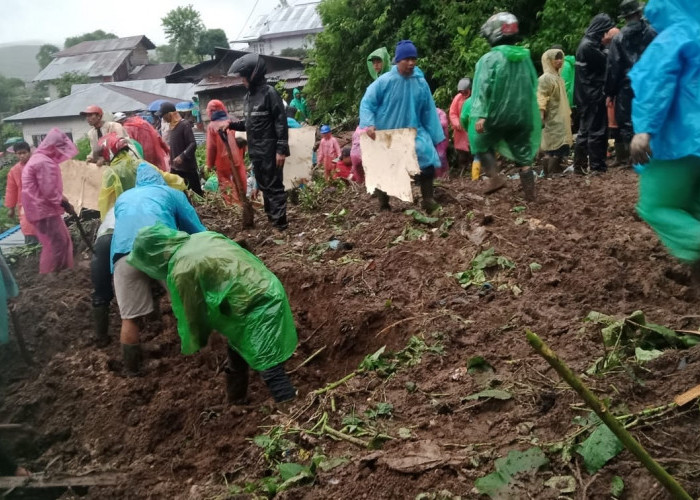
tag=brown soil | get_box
[2,168,700,500]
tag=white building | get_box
[233,1,323,56]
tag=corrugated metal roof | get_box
[237,1,323,42]
[192,69,307,94]
[55,35,154,57]
[34,51,131,81]
[129,63,182,80]
[5,84,188,122]
[71,80,196,101]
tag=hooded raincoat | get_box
[205,100,247,206]
[111,163,205,268]
[560,55,576,108]
[5,161,37,237]
[289,88,309,122]
[367,47,391,80]
[21,129,77,274]
[449,91,470,152]
[128,224,298,371]
[122,116,170,171]
[359,66,445,170]
[538,49,573,152]
[468,45,541,165]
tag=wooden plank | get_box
[0,472,125,490]
[361,128,419,203]
[59,159,104,213]
[674,384,700,406]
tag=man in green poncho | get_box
[289,88,310,123]
[128,224,298,404]
[468,12,541,201]
[367,47,391,80]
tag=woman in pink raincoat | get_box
[435,108,450,179]
[21,128,77,274]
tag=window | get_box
[32,134,46,147]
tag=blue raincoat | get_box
[111,163,206,269]
[359,66,445,170]
[629,0,700,160]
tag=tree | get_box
[196,29,230,60]
[54,72,91,98]
[161,5,205,64]
[36,44,60,69]
[64,30,118,49]
[0,75,26,113]
[280,47,308,59]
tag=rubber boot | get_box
[376,190,390,211]
[419,175,439,213]
[92,305,110,348]
[520,168,536,202]
[548,156,562,176]
[482,153,506,194]
[225,347,249,404]
[616,142,630,167]
[121,343,142,377]
[542,156,552,178]
[573,144,588,175]
[260,364,297,404]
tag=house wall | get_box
[129,45,150,67]
[198,87,249,123]
[249,34,316,56]
[19,118,91,148]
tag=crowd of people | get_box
[0,2,696,478]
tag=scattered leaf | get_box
[529,262,542,272]
[544,475,576,494]
[398,427,412,439]
[463,389,512,401]
[511,206,527,213]
[277,462,308,482]
[405,209,439,225]
[611,476,624,498]
[317,457,349,472]
[475,447,549,498]
[576,424,624,474]
[467,356,494,374]
[634,347,664,363]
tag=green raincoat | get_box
[561,55,576,108]
[468,45,541,165]
[128,224,298,371]
[367,47,391,80]
[289,88,309,122]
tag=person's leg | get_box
[574,105,590,174]
[90,234,113,347]
[587,98,608,172]
[259,363,296,404]
[481,151,506,194]
[417,166,438,212]
[24,235,39,245]
[34,216,74,274]
[457,150,472,177]
[637,157,700,262]
[615,89,634,166]
[225,346,250,404]
[253,155,288,230]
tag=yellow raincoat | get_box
[537,49,573,152]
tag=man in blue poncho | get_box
[359,40,445,212]
[630,0,700,267]
[111,163,206,375]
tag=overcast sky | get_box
[0,0,281,47]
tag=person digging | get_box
[468,12,541,201]
[128,223,298,404]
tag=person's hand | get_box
[7,207,15,219]
[630,133,652,165]
[475,118,486,134]
[251,188,260,200]
[276,153,286,168]
[95,157,105,167]
[606,97,613,107]
[173,156,183,167]
[366,126,376,140]
[61,196,75,215]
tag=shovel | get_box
[62,201,94,253]
[217,128,255,228]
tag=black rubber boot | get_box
[92,305,110,348]
[376,190,390,211]
[573,144,588,175]
[419,175,439,213]
[550,156,562,175]
[482,153,506,194]
[616,142,630,167]
[520,168,536,202]
[260,363,297,404]
[542,156,552,178]
[122,343,142,377]
[225,347,250,404]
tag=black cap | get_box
[619,0,643,18]
[158,101,176,116]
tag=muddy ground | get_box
[1,168,700,500]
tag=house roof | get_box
[72,79,196,101]
[34,50,132,81]
[4,83,188,122]
[234,1,322,43]
[129,63,182,80]
[55,35,155,57]
[192,69,308,94]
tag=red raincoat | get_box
[4,161,36,237]
[123,116,170,171]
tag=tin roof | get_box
[55,35,155,57]
[235,1,323,42]
[71,80,195,101]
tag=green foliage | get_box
[405,209,439,226]
[611,476,625,498]
[280,47,309,59]
[64,30,117,49]
[358,335,444,377]
[475,447,549,498]
[74,137,91,161]
[36,44,59,70]
[463,389,512,401]
[153,43,178,64]
[365,402,394,419]
[452,248,515,289]
[161,5,206,64]
[54,72,91,98]
[196,28,230,59]
[576,423,624,474]
[252,427,296,464]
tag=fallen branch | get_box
[323,424,369,448]
[290,346,326,374]
[313,371,360,396]
[526,330,692,500]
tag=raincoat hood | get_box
[492,45,530,62]
[129,223,190,281]
[367,47,391,80]
[35,128,78,163]
[585,13,615,40]
[136,162,167,187]
[206,99,227,119]
[542,48,564,74]
[645,0,700,32]
[293,88,301,98]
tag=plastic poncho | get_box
[98,147,186,220]
[127,224,298,371]
[367,47,391,81]
[4,162,36,237]
[21,128,77,223]
[436,108,449,178]
[122,116,170,171]
[206,118,246,205]
[468,45,541,164]
[449,91,470,152]
[0,253,18,345]
[538,49,573,152]
[574,14,614,107]
[359,66,445,170]
[560,55,576,108]
[289,88,309,122]
[629,0,700,161]
[111,163,206,268]
[459,96,473,131]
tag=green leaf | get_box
[475,447,549,497]
[576,424,624,474]
[511,205,527,213]
[405,209,439,225]
[611,476,624,498]
[634,347,664,363]
[467,356,494,374]
[278,462,307,481]
[529,262,542,272]
[463,389,512,401]
[398,427,412,439]
[317,457,350,472]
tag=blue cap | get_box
[394,40,418,63]
[320,124,331,134]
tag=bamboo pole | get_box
[526,331,692,500]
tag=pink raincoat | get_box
[318,135,341,180]
[435,109,449,179]
[21,129,77,273]
[350,127,366,184]
[449,92,470,152]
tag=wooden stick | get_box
[289,346,326,374]
[323,424,369,448]
[674,384,700,407]
[313,371,359,396]
[526,330,692,500]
